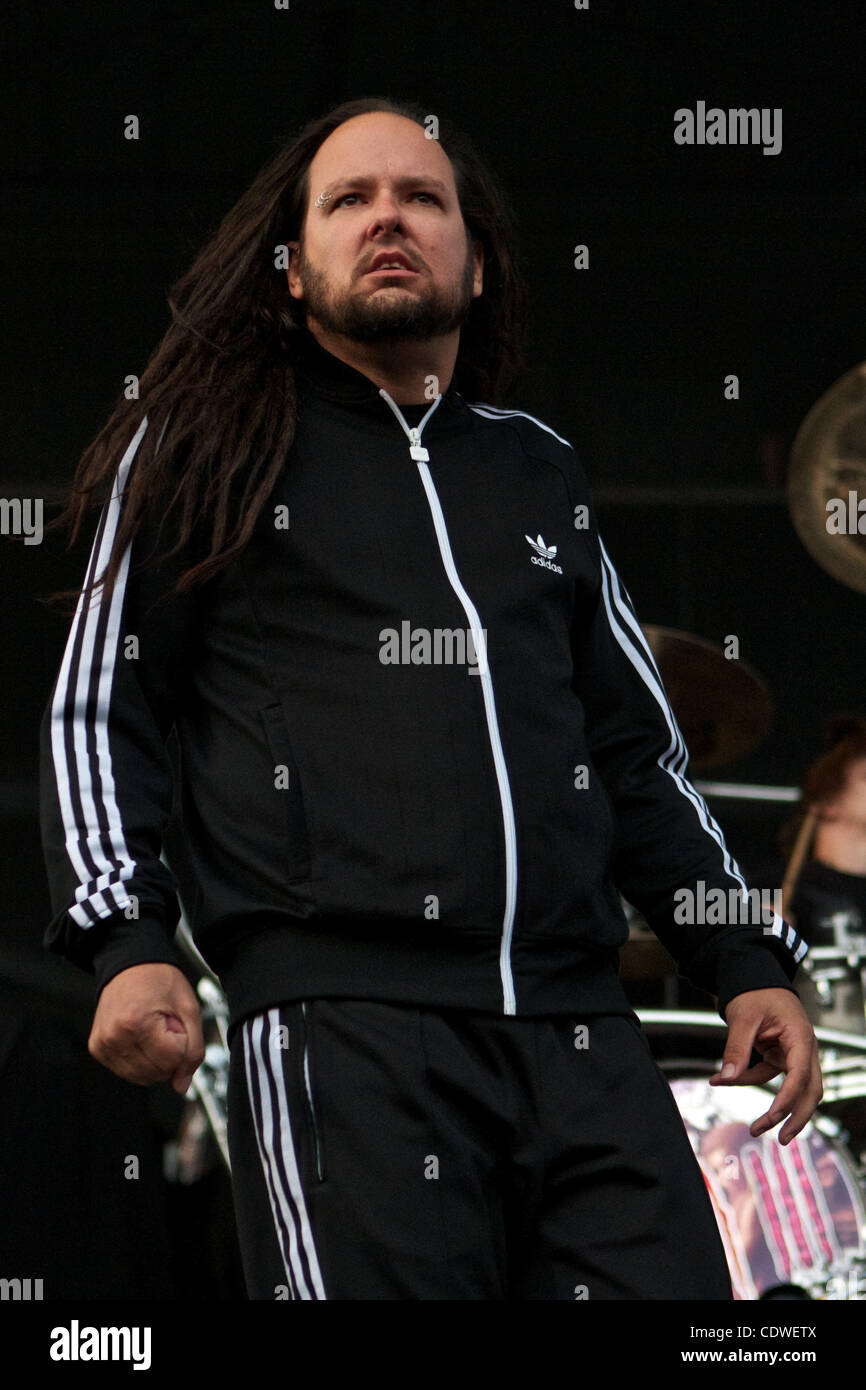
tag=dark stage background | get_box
[2,0,865,1301]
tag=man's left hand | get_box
[709,988,823,1144]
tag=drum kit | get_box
[624,787,866,1302]
[170,364,866,1299]
[624,363,866,1300]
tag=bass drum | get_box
[668,1074,866,1300]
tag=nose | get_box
[366,189,406,235]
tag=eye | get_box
[334,191,440,206]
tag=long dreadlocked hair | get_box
[42,95,530,615]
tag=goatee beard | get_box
[294,253,476,345]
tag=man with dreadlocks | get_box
[40,97,822,1300]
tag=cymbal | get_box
[788,361,866,594]
[641,625,773,770]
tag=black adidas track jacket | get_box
[39,331,807,1038]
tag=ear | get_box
[472,237,484,297]
[286,242,302,297]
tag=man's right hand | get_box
[88,962,206,1094]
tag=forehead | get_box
[306,112,456,199]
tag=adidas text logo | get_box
[525,533,563,574]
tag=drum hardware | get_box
[812,1049,866,1108]
[673,1074,866,1301]
[639,1009,866,1100]
[693,781,800,804]
[650,1035,866,1105]
[821,1075,866,1106]
[641,1010,866,1300]
[802,943,866,969]
[173,906,224,990]
[654,1057,716,1076]
[164,1101,211,1186]
[639,1008,866,1051]
[167,912,232,1175]
[162,980,232,1178]
[797,947,866,1036]
[669,1074,866,1301]
[188,981,231,1173]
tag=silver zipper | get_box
[378,390,519,1015]
[301,1001,324,1181]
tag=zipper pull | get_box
[408,428,429,462]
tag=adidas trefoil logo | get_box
[526,533,557,559]
[525,532,563,574]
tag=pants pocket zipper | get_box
[301,1001,324,1182]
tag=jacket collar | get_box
[291,329,468,419]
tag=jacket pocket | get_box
[259,701,312,885]
[300,1001,327,1184]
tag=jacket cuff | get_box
[91,915,188,996]
[713,944,801,1020]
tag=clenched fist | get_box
[88,962,205,1094]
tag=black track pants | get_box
[225,1000,734,1300]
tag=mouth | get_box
[364,268,419,278]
